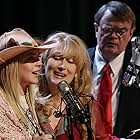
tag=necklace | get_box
[19,95,42,136]
[53,99,65,118]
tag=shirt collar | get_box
[94,45,125,76]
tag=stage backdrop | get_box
[0,0,139,47]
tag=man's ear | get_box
[94,22,99,32]
[129,27,135,41]
[130,27,136,36]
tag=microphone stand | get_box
[66,105,93,140]
[85,122,93,140]
[78,104,93,140]
[66,106,74,140]
[66,104,93,140]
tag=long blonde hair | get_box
[0,56,37,131]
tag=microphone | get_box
[122,36,140,88]
[58,80,93,139]
[57,80,90,124]
[33,72,45,76]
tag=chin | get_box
[104,47,117,54]
[31,79,39,84]
[51,79,64,85]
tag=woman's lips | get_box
[54,71,66,77]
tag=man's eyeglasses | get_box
[100,25,129,37]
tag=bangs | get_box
[48,40,85,66]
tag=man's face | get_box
[95,10,134,61]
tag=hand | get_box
[32,132,54,140]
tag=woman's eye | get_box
[67,58,74,63]
[28,55,37,60]
[53,56,62,60]
[23,55,39,63]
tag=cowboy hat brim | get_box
[0,44,55,65]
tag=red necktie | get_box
[98,63,112,134]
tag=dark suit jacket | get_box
[88,46,140,138]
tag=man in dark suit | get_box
[88,1,140,139]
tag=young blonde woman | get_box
[0,28,55,140]
[35,32,94,140]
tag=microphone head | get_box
[58,80,70,92]
[57,80,90,124]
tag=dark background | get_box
[0,0,140,47]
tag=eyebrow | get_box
[52,52,63,55]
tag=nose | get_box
[35,60,43,68]
[57,59,67,71]
[110,31,121,38]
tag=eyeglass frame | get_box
[99,24,131,37]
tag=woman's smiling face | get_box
[44,48,77,86]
